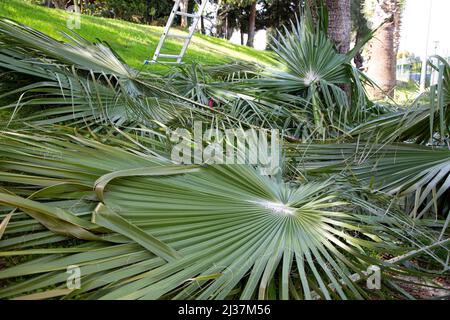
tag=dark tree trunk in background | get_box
[227,25,234,40]
[145,0,151,24]
[324,0,351,54]
[201,15,205,34]
[220,13,232,40]
[225,14,229,39]
[246,1,256,47]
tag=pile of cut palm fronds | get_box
[0,4,448,300]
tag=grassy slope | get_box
[0,0,277,70]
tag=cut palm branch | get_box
[0,18,244,130]
[235,11,376,139]
[351,56,450,144]
[290,142,450,220]
[0,130,437,300]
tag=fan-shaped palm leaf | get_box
[0,130,431,300]
[235,11,375,139]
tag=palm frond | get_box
[235,13,374,139]
[0,18,240,130]
[290,142,450,220]
[0,130,436,300]
[351,56,450,144]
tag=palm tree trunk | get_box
[246,1,257,47]
[393,2,403,57]
[305,0,351,53]
[324,0,351,54]
[320,0,352,98]
[366,0,398,99]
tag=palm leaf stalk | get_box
[165,62,311,134]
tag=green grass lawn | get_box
[0,0,277,70]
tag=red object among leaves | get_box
[209,99,214,108]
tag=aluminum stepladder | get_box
[145,0,209,65]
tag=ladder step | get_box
[158,61,185,65]
[158,54,180,59]
[167,33,190,39]
[176,11,199,18]
[144,60,184,65]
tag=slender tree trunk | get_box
[352,0,369,70]
[180,0,189,28]
[246,1,257,47]
[324,0,351,54]
[240,21,245,45]
[225,14,229,39]
[201,15,205,34]
[145,0,151,24]
[214,0,223,37]
[227,26,234,40]
[366,0,398,99]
